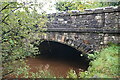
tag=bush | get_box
[13,63,54,78]
[55,0,120,12]
[1,2,48,76]
[80,44,119,78]
[67,69,77,78]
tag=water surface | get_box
[25,41,90,77]
[4,41,90,78]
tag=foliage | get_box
[1,2,48,75]
[66,69,77,78]
[79,44,119,78]
[55,1,79,11]
[12,62,54,78]
[55,0,120,11]
[87,51,99,60]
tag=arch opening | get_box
[25,40,92,77]
[38,40,90,69]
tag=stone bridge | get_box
[39,6,120,54]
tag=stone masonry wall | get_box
[40,6,120,52]
[47,6,120,29]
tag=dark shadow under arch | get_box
[39,40,83,59]
[38,40,90,69]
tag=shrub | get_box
[1,2,47,76]
[80,44,119,78]
[67,69,77,78]
[13,63,54,78]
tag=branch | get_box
[2,14,9,24]
[1,2,36,25]
[0,4,10,12]
[2,21,9,25]
[2,6,22,10]
[2,7,21,25]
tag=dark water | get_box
[26,55,89,77]
[4,41,90,78]
[25,41,89,77]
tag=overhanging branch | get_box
[0,4,10,12]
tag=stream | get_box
[25,41,90,77]
[4,41,90,78]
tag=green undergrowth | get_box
[9,62,54,78]
[79,44,119,78]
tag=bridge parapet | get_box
[47,6,120,30]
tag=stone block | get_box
[84,9,94,14]
[104,7,114,12]
[94,8,103,13]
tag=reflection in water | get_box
[26,41,89,77]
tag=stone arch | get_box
[38,40,90,70]
[38,40,83,58]
[39,39,94,54]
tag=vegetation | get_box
[67,69,77,78]
[80,44,119,78]
[1,2,47,76]
[55,0,120,11]
[67,44,119,78]
[12,62,54,78]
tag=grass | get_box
[79,44,119,78]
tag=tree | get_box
[55,0,120,11]
[1,2,48,76]
[55,1,79,11]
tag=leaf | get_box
[9,39,14,45]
